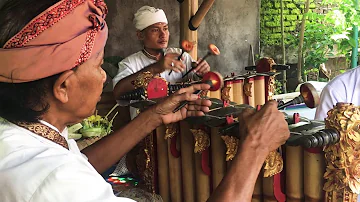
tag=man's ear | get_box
[136,30,144,40]
[53,70,75,104]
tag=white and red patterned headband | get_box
[0,0,108,83]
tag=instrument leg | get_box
[156,126,170,202]
[180,121,196,202]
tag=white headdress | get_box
[133,6,168,31]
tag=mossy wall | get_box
[260,0,316,47]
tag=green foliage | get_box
[339,69,347,74]
[303,67,319,75]
[260,0,306,46]
[274,80,284,95]
[287,0,360,76]
[318,77,329,82]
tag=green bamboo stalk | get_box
[351,0,359,68]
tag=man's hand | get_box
[237,101,290,155]
[156,53,186,73]
[151,83,211,125]
[208,101,288,202]
[193,58,210,75]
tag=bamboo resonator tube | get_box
[189,0,215,30]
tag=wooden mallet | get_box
[168,40,194,75]
[182,43,220,78]
[173,71,223,113]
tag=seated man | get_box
[111,5,211,176]
[113,6,210,119]
[315,66,360,120]
[0,0,290,201]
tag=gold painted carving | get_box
[263,150,283,177]
[244,82,253,97]
[144,148,151,169]
[323,103,360,201]
[267,76,276,101]
[221,135,239,161]
[164,123,177,139]
[190,129,210,153]
[134,134,156,193]
[132,71,154,89]
[221,87,231,102]
[267,58,276,71]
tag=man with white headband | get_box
[110,5,212,177]
[113,5,211,119]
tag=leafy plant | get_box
[303,68,319,75]
[339,69,347,74]
[274,80,283,95]
[67,104,119,139]
[288,0,360,79]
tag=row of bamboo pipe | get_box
[154,0,326,200]
[155,75,326,202]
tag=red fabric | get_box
[0,0,108,83]
[201,148,211,176]
[274,173,286,202]
[170,134,181,158]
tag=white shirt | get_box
[113,48,195,119]
[315,67,360,120]
[0,118,134,202]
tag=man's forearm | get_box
[113,64,162,99]
[208,143,267,202]
[82,107,162,173]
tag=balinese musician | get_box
[113,5,210,119]
[111,5,211,177]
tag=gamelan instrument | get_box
[119,71,223,102]
[120,57,360,202]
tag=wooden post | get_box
[189,0,215,30]
[180,0,198,59]
[156,126,170,202]
[180,121,196,202]
[210,127,226,190]
[179,2,199,201]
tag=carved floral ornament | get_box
[221,87,231,102]
[243,82,253,97]
[267,76,276,101]
[164,123,177,139]
[324,103,360,199]
[267,58,276,71]
[221,135,239,161]
[263,150,283,177]
[132,71,154,89]
[190,129,210,153]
